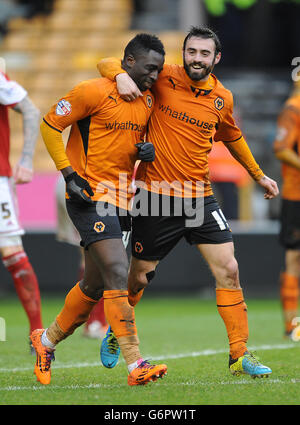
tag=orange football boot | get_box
[128,360,167,386]
[30,329,55,385]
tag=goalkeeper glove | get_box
[64,171,94,203]
[135,142,155,162]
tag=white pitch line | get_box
[0,342,298,374]
[1,378,300,393]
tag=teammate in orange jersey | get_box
[55,174,108,339]
[98,26,279,378]
[56,173,133,339]
[0,71,43,352]
[31,33,167,386]
[273,81,300,341]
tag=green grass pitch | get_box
[0,295,299,405]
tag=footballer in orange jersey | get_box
[31,34,168,387]
[98,27,279,378]
[274,84,300,340]
[43,77,154,209]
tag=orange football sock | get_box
[128,288,144,307]
[280,273,299,333]
[216,288,249,359]
[86,297,107,327]
[103,289,140,365]
[53,282,98,340]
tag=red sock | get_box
[3,251,43,334]
[86,297,107,326]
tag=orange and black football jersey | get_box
[43,78,155,209]
[273,95,300,201]
[134,64,242,197]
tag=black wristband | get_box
[64,172,77,183]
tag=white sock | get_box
[41,329,56,350]
[128,358,143,373]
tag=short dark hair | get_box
[183,26,221,55]
[123,33,165,59]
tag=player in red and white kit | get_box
[0,70,43,351]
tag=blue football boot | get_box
[229,351,272,378]
[100,326,120,368]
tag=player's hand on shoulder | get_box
[116,73,143,101]
[135,142,155,162]
[64,171,94,203]
[13,164,33,184]
[257,175,279,199]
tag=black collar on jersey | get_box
[108,95,117,104]
[190,86,212,97]
[168,78,177,89]
[168,77,212,97]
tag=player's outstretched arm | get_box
[225,136,279,199]
[12,95,40,184]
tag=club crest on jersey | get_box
[214,97,224,111]
[135,241,143,253]
[56,99,72,116]
[146,95,153,108]
[94,221,105,233]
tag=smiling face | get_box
[125,49,165,91]
[183,36,221,82]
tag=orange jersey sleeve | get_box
[273,95,300,200]
[44,78,155,208]
[137,64,243,197]
[44,79,104,132]
[97,61,245,197]
[40,120,70,170]
[97,57,123,80]
[42,79,105,172]
[224,136,264,181]
[273,102,300,152]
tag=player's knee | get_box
[217,257,239,288]
[131,269,155,292]
[105,261,129,290]
[286,250,300,275]
[146,270,155,283]
[142,269,155,288]
[225,257,239,278]
[80,279,103,300]
[0,242,23,258]
[225,258,239,282]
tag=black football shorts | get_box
[279,199,300,249]
[131,190,233,261]
[66,199,131,249]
